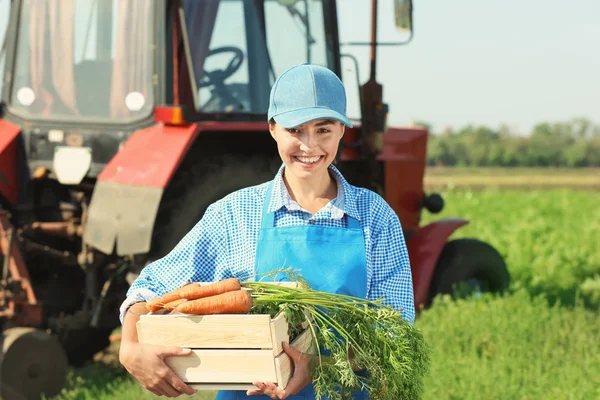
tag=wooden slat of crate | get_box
[165,349,277,383]
[137,314,274,349]
[269,312,289,355]
[171,328,316,390]
[189,383,256,391]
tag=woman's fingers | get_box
[166,369,197,396]
[247,381,267,396]
[120,342,197,397]
[157,345,192,359]
[248,343,314,398]
[248,381,283,399]
[156,380,181,398]
[156,345,197,396]
[146,370,193,398]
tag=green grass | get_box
[49,364,216,400]
[421,189,600,307]
[417,291,600,400]
[51,189,600,400]
[416,189,600,399]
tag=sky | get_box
[337,0,600,134]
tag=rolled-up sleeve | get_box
[119,202,230,323]
[367,213,415,325]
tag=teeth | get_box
[296,156,321,164]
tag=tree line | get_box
[420,117,600,167]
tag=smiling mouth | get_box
[294,155,323,165]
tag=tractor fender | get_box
[0,120,24,206]
[84,120,271,256]
[406,218,469,308]
[84,122,201,255]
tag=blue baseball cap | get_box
[268,63,353,128]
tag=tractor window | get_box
[264,0,329,75]
[182,0,252,113]
[0,0,11,99]
[180,0,334,117]
[9,0,154,123]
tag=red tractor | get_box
[0,0,509,398]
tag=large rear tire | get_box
[427,238,510,304]
[149,155,280,261]
[49,310,114,367]
[0,327,68,400]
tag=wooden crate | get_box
[136,284,315,391]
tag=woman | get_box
[118,64,415,399]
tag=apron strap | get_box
[261,181,276,228]
[261,180,362,230]
[346,215,361,229]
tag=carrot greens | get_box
[243,271,430,400]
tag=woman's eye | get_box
[287,128,300,134]
[318,128,331,134]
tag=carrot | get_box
[146,299,165,313]
[176,289,253,315]
[145,282,201,312]
[164,298,188,311]
[178,278,241,300]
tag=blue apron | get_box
[215,181,369,400]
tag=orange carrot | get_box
[178,278,241,300]
[146,300,164,313]
[164,298,188,311]
[145,282,201,312]
[176,289,253,315]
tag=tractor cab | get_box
[1,0,344,180]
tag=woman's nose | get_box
[299,133,316,153]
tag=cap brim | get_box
[273,107,353,129]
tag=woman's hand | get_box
[248,342,314,399]
[119,341,197,398]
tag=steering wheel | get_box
[198,46,245,88]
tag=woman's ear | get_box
[269,118,277,140]
[268,122,277,139]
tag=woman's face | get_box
[269,119,345,181]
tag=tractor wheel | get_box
[149,155,280,261]
[49,310,114,367]
[0,327,68,400]
[427,238,510,304]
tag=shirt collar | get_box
[267,163,360,221]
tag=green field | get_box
[50,187,600,400]
[418,189,600,399]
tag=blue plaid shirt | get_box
[120,164,415,324]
